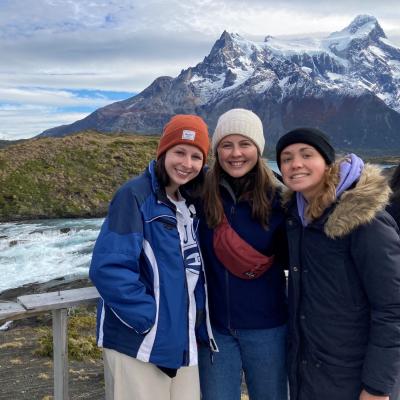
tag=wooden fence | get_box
[0,287,100,400]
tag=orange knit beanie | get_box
[156,114,210,164]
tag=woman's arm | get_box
[351,212,400,396]
[90,183,156,334]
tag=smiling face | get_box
[280,142,328,201]
[217,134,258,178]
[164,144,204,196]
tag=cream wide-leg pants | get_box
[103,348,200,400]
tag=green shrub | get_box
[35,310,101,361]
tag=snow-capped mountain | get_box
[40,15,400,152]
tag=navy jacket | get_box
[199,179,288,333]
[386,197,400,229]
[285,165,400,400]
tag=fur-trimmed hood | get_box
[284,163,392,238]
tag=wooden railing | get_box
[0,287,100,400]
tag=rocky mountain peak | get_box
[208,30,236,57]
[345,15,384,38]
[140,76,174,98]
[38,15,400,153]
[190,30,252,85]
[328,14,386,56]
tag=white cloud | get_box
[0,0,399,140]
[0,86,111,107]
[0,105,88,140]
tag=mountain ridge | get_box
[39,15,400,152]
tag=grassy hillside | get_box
[1,130,398,222]
[0,138,27,149]
[0,131,159,221]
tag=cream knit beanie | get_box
[212,108,265,154]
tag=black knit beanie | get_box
[276,128,335,170]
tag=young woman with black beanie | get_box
[276,128,400,400]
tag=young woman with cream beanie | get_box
[90,114,217,400]
[197,108,288,400]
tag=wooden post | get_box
[0,287,100,398]
[53,308,69,400]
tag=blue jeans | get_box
[198,324,288,400]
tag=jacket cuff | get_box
[362,383,389,396]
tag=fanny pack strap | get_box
[213,213,275,280]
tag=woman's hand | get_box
[359,389,389,400]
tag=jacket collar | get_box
[148,160,173,206]
[220,178,238,203]
[284,164,391,238]
[219,169,283,204]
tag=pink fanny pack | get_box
[213,214,275,280]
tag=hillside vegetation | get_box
[1,131,399,222]
[0,131,159,221]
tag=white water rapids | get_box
[0,218,103,293]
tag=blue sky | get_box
[1,0,399,140]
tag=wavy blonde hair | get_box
[305,161,340,221]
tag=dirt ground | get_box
[0,315,104,400]
[0,277,249,400]
[0,278,104,400]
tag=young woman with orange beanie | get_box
[90,114,217,400]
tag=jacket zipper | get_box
[158,197,191,366]
[183,272,190,366]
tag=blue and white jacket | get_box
[89,160,217,369]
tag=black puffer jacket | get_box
[387,197,400,229]
[285,164,400,400]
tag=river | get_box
[0,218,102,293]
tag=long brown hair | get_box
[305,162,340,221]
[203,156,277,229]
